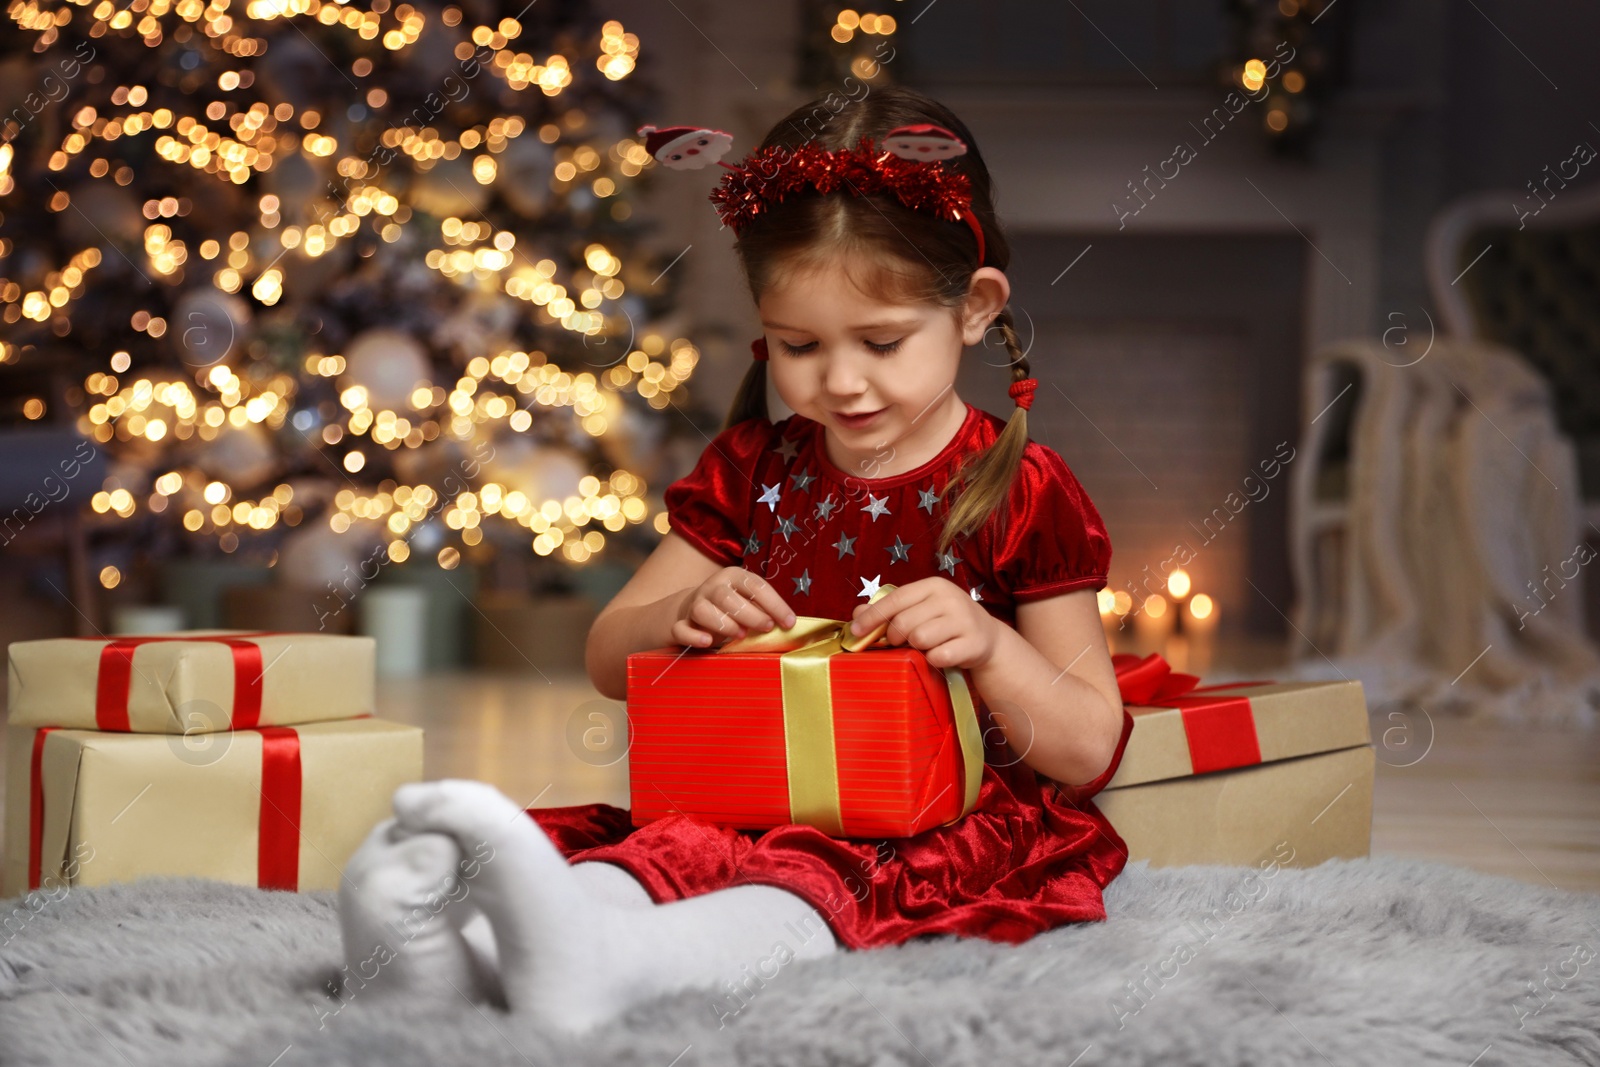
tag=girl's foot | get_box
[390,779,639,1032]
[392,779,840,1034]
[336,816,494,1004]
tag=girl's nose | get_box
[822,351,868,397]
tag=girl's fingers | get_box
[690,597,747,639]
[721,571,793,630]
[904,617,962,653]
[677,571,791,651]
[750,590,795,630]
[742,576,797,629]
[671,619,716,647]
[709,584,776,632]
[884,601,942,645]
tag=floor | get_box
[3,641,1598,894]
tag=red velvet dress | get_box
[527,401,1136,951]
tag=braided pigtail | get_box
[721,340,771,431]
[937,305,1034,553]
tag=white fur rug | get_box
[1,856,1597,1066]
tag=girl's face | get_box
[759,255,1009,479]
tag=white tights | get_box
[336,780,840,1034]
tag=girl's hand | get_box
[673,567,797,648]
[848,577,1001,669]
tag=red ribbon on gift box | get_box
[26,727,55,893]
[255,725,304,891]
[1112,652,1272,776]
[25,715,372,893]
[75,632,283,732]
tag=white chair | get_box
[1286,331,1599,724]
[1425,179,1600,531]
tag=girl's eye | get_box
[775,339,903,356]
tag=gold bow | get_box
[719,585,984,836]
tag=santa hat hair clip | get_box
[636,125,736,170]
[637,121,985,267]
[880,123,970,161]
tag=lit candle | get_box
[1097,588,1119,645]
[1158,572,1187,665]
[1134,592,1173,654]
[1167,567,1191,600]
[1184,592,1219,674]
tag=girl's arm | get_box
[978,590,1126,789]
[584,532,721,700]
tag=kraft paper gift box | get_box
[7,631,376,733]
[625,598,985,839]
[3,716,423,897]
[1092,653,1374,869]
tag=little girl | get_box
[335,85,1136,1035]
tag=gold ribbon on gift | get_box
[719,585,985,836]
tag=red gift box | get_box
[625,634,985,839]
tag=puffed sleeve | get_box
[990,443,1112,601]
[662,417,773,566]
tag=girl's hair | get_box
[722,85,1029,554]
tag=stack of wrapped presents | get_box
[3,631,423,897]
[623,601,1374,867]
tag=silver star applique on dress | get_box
[773,436,800,462]
[743,533,763,557]
[792,568,812,596]
[757,482,781,512]
[814,493,838,521]
[858,574,882,599]
[776,514,799,541]
[788,467,816,492]
[937,549,961,575]
[833,532,857,558]
[969,582,985,602]
[861,493,891,521]
[917,484,940,513]
[886,535,912,564]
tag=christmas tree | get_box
[0,0,710,605]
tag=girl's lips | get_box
[833,407,884,429]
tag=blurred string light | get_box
[8,247,103,324]
[800,2,900,88]
[74,331,692,551]
[1224,0,1351,155]
[319,466,653,566]
[830,8,897,43]
[597,20,638,80]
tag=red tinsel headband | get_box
[638,123,987,267]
